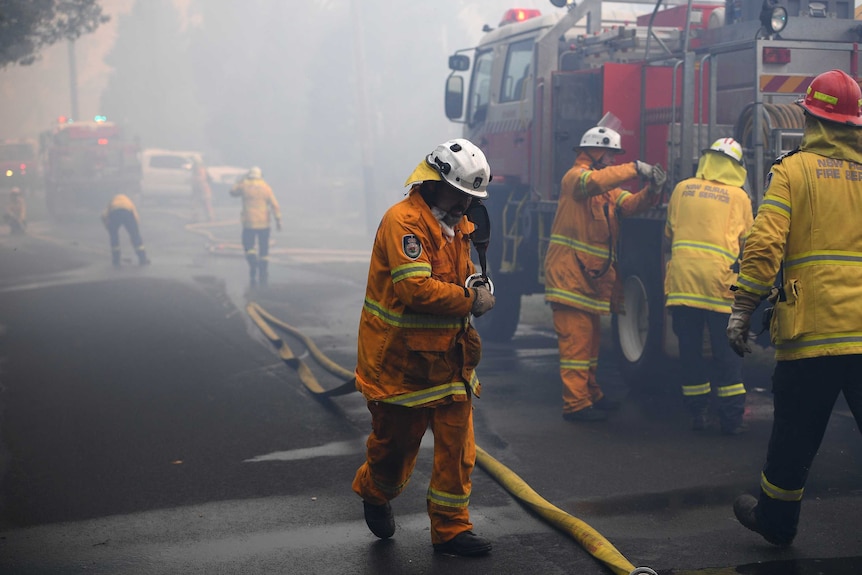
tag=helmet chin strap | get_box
[584,150,606,169]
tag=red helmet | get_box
[796,69,862,126]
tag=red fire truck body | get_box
[444,0,862,385]
[41,118,141,217]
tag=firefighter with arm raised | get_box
[352,138,495,557]
[229,166,281,287]
[664,138,754,435]
[545,120,666,422]
[727,69,862,547]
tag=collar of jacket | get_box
[800,116,862,164]
[407,187,476,250]
[696,153,747,187]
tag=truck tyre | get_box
[612,260,664,390]
[473,281,521,342]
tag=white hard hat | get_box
[703,137,744,165]
[248,166,262,178]
[578,126,625,154]
[426,138,491,198]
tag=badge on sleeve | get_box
[402,234,422,259]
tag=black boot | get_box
[733,495,794,547]
[362,501,395,539]
[433,531,492,556]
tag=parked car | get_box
[139,148,204,203]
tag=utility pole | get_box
[67,40,80,121]
[350,0,376,235]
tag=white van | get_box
[140,148,204,202]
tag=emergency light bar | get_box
[500,8,541,25]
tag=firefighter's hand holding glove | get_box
[471,285,496,318]
[635,160,654,179]
[726,289,760,357]
[648,164,667,195]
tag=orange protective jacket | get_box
[355,187,482,407]
[192,166,212,197]
[230,177,281,229]
[544,154,657,314]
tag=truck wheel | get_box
[612,264,664,389]
[474,283,521,342]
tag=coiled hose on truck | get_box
[245,301,658,575]
[734,102,805,157]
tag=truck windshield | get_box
[500,38,533,103]
[468,50,493,125]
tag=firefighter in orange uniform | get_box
[545,123,666,422]
[4,187,27,235]
[191,159,214,222]
[229,166,281,287]
[664,137,753,434]
[102,193,150,267]
[352,139,496,557]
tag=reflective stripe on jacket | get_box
[737,120,862,360]
[664,177,753,313]
[544,154,656,314]
[230,177,281,229]
[355,188,482,406]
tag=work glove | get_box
[726,289,760,357]
[635,160,653,179]
[276,220,282,232]
[471,285,496,318]
[648,164,667,195]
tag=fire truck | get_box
[444,0,862,386]
[40,117,142,218]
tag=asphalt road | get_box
[0,195,861,574]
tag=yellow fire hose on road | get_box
[246,301,657,575]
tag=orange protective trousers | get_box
[352,398,475,544]
[552,303,606,414]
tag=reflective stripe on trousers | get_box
[352,397,475,544]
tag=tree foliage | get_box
[0,0,109,68]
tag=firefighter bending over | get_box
[101,193,150,267]
[664,138,753,435]
[352,139,496,557]
[727,69,862,547]
[229,166,281,287]
[4,187,27,235]
[545,122,666,422]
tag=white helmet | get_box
[248,166,262,179]
[703,137,744,165]
[426,138,491,198]
[578,126,625,154]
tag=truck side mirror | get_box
[448,54,470,71]
[445,75,465,120]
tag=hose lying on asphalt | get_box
[246,301,657,575]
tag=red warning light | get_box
[97,138,109,145]
[500,8,541,25]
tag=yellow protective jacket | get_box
[664,154,753,313]
[101,194,139,225]
[544,154,657,314]
[735,119,862,360]
[230,177,281,229]
[355,187,482,407]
